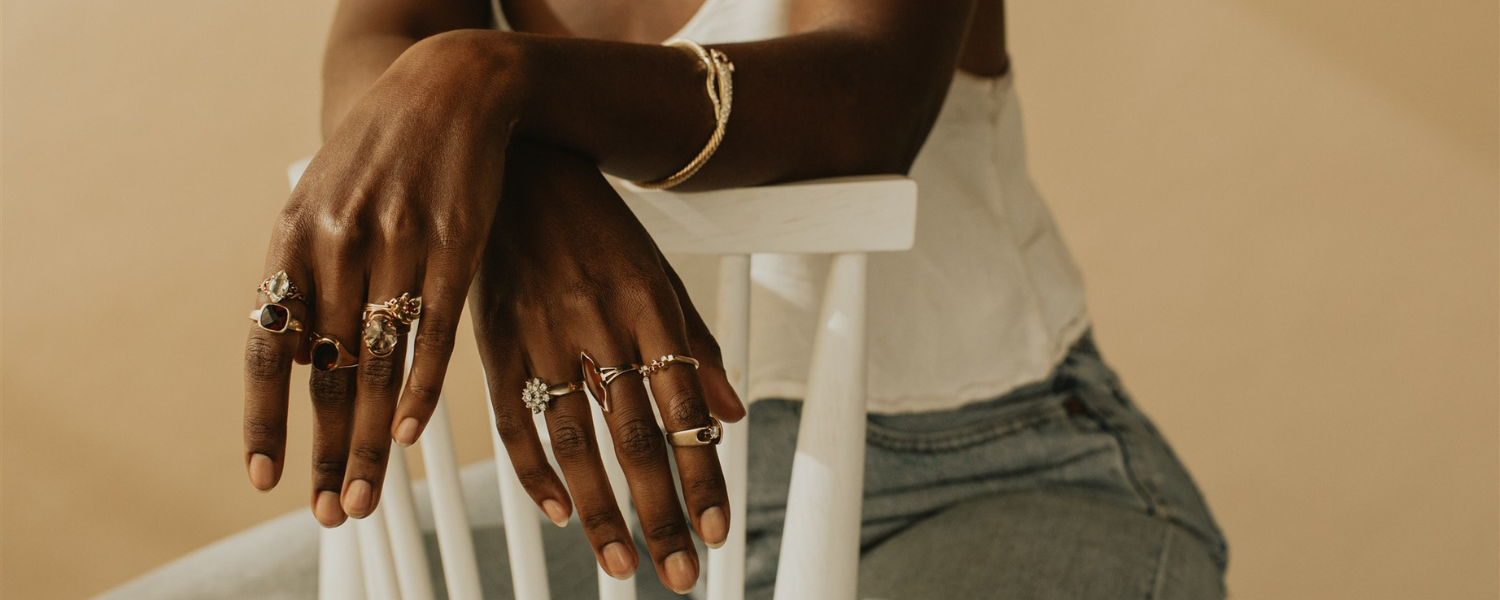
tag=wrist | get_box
[388,29,532,140]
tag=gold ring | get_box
[361,312,401,358]
[249,304,302,334]
[641,354,700,377]
[666,416,723,447]
[522,377,584,413]
[580,350,643,413]
[310,333,359,372]
[258,270,306,304]
[363,293,422,325]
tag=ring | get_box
[522,377,584,414]
[258,270,306,304]
[310,333,360,372]
[580,350,643,413]
[666,416,723,447]
[364,293,422,325]
[361,312,401,358]
[249,304,302,334]
[640,354,700,377]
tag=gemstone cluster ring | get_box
[580,351,643,414]
[361,293,422,357]
[521,377,584,414]
[666,416,724,447]
[258,270,305,304]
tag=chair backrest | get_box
[290,159,918,600]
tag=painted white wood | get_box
[384,441,437,600]
[772,253,869,600]
[288,157,311,189]
[592,406,638,600]
[608,175,917,254]
[319,524,367,600]
[357,504,403,600]
[487,384,553,600]
[707,255,751,600]
[422,400,485,600]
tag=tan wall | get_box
[2,0,1495,598]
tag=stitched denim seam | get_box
[1145,522,1173,600]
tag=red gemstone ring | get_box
[309,333,360,372]
[249,304,302,334]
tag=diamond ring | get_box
[640,354,701,377]
[521,377,584,414]
[666,416,723,447]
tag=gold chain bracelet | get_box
[631,38,734,190]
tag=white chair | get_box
[289,159,918,600]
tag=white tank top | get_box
[492,0,1092,414]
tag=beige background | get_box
[2,0,1496,598]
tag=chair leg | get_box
[357,502,403,600]
[708,254,752,600]
[489,385,552,600]
[593,404,640,600]
[384,445,437,600]
[773,252,868,600]
[422,399,485,600]
[319,522,367,600]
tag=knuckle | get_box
[359,356,399,391]
[244,337,290,383]
[313,459,347,481]
[414,320,455,353]
[645,519,687,543]
[243,416,285,445]
[581,510,616,531]
[352,445,387,466]
[665,390,710,428]
[404,381,442,403]
[493,409,531,440]
[615,418,665,466]
[514,466,554,491]
[548,418,595,463]
[688,470,725,497]
[309,371,354,411]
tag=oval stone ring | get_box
[258,270,306,304]
[362,293,422,358]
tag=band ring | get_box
[580,350,643,413]
[310,333,360,372]
[249,304,302,334]
[641,354,701,377]
[258,270,306,304]
[666,416,723,447]
[522,377,584,414]
[363,293,423,325]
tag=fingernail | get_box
[700,506,727,549]
[664,551,698,594]
[344,480,372,517]
[248,453,275,491]
[542,500,569,527]
[395,418,420,447]
[314,491,346,528]
[602,542,635,579]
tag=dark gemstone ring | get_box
[249,303,302,334]
[309,333,360,372]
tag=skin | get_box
[244,0,1008,592]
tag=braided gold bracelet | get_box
[632,38,734,190]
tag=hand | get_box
[241,33,523,525]
[471,141,745,593]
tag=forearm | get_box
[427,1,974,190]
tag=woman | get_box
[112,0,1228,597]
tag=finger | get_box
[243,265,312,492]
[391,249,469,447]
[596,346,701,594]
[342,268,419,519]
[659,251,744,422]
[534,347,639,581]
[473,303,573,527]
[305,260,367,526]
[636,304,732,556]
[309,367,357,528]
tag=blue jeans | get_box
[100,329,1227,599]
[739,328,1228,598]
